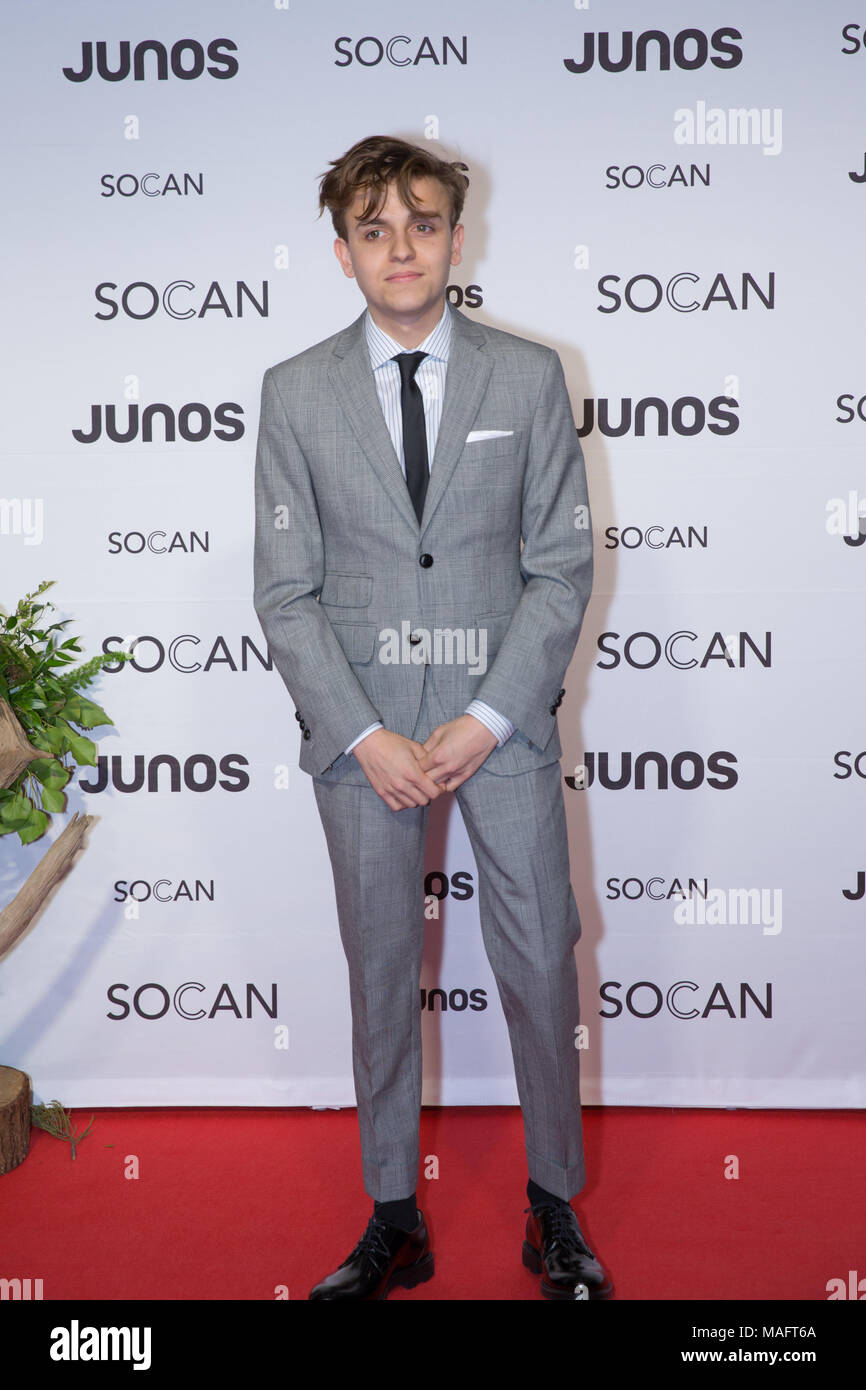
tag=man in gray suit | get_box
[253,135,609,1300]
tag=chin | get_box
[386,294,429,312]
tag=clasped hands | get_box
[352,715,498,812]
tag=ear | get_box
[334,237,355,279]
[449,222,465,268]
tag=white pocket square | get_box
[465,429,514,442]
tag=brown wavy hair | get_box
[318,135,469,241]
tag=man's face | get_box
[334,175,463,333]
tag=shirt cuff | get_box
[345,722,383,756]
[464,700,515,748]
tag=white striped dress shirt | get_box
[344,301,515,756]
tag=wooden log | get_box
[0,812,97,962]
[0,697,51,790]
[0,1066,32,1174]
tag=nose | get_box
[390,227,415,260]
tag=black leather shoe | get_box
[308,1210,433,1300]
[523,1201,612,1300]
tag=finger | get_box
[404,759,443,788]
[393,777,436,806]
[387,789,419,811]
[416,744,449,770]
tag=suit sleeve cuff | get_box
[464,701,515,748]
[345,722,384,756]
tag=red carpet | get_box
[2,1105,861,1301]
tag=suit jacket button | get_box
[559,688,566,697]
[549,704,557,716]
[295,711,302,721]
[419,553,433,568]
[303,728,311,740]
[299,719,306,730]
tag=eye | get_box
[364,228,382,240]
[415,223,433,233]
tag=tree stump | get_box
[0,1066,31,1173]
[0,697,51,788]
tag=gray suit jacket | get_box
[253,305,592,783]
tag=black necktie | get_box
[393,351,429,523]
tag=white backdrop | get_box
[2,0,864,1108]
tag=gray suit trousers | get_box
[312,667,586,1203]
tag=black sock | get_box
[527,1178,567,1209]
[374,1194,418,1232]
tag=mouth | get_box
[386,272,422,282]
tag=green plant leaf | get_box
[18,808,49,844]
[62,692,83,722]
[0,793,34,828]
[75,697,112,729]
[29,757,70,789]
[65,730,97,766]
[28,726,55,753]
[14,692,48,711]
[3,581,121,794]
[35,722,67,754]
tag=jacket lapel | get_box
[421,307,492,535]
[328,311,419,533]
[327,305,493,537]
